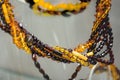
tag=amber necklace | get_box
[25,0,91,16]
[0,0,120,80]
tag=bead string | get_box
[25,0,91,16]
[0,0,120,80]
[0,0,95,64]
[32,53,51,80]
[69,64,82,80]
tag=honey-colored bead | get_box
[67,53,73,58]
[2,4,10,23]
[67,3,74,10]
[64,50,69,54]
[86,52,94,57]
[70,58,76,62]
[53,46,60,50]
[72,56,77,60]
[62,55,70,60]
[76,58,81,63]
[34,0,39,3]
[80,60,89,66]
[72,51,88,61]
[60,48,65,53]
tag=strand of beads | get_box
[86,0,114,65]
[0,0,102,64]
[25,0,91,16]
[32,51,51,80]
[0,0,120,80]
[0,0,94,65]
[0,2,92,80]
[0,1,94,80]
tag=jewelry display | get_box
[0,0,120,80]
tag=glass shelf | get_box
[0,65,112,80]
[0,67,44,80]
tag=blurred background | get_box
[0,0,120,80]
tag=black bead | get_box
[88,57,97,65]
[61,10,71,17]
[80,0,91,2]
[34,62,40,69]
[25,0,35,8]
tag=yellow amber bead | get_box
[59,4,67,9]
[67,3,74,10]
[48,5,54,10]
[63,55,70,60]
[76,58,81,63]
[72,51,88,61]
[38,0,44,5]
[67,53,73,58]
[2,4,11,23]
[60,48,65,53]
[70,56,77,62]
[86,52,94,57]
[64,50,69,54]
[72,56,77,60]
[34,0,40,3]
[80,60,89,66]
[70,58,76,62]
[53,46,60,50]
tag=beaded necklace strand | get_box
[25,0,91,16]
[0,0,120,80]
